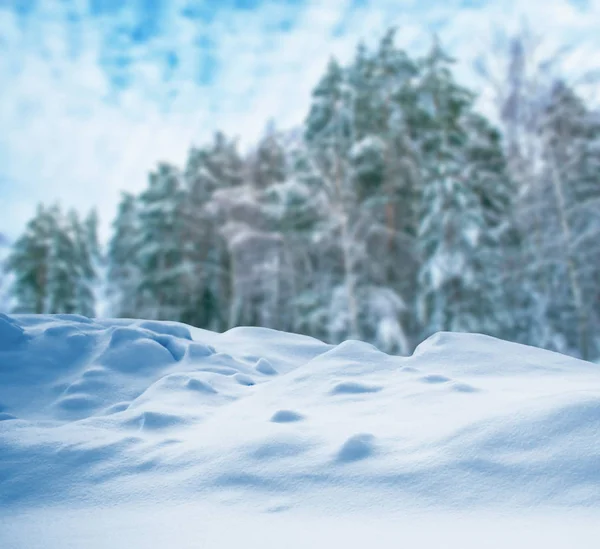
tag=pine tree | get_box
[534,81,600,359]
[136,163,193,320]
[107,193,140,317]
[265,141,339,340]
[413,38,513,338]
[69,210,98,318]
[6,205,97,316]
[354,30,421,348]
[298,39,419,352]
[304,58,363,341]
[200,127,295,332]
[5,205,55,313]
[182,132,246,330]
[249,121,287,190]
[45,208,98,316]
[473,27,578,352]
[47,209,79,315]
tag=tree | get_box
[248,121,287,190]
[5,205,55,313]
[413,38,513,338]
[203,127,295,331]
[136,163,193,320]
[534,82,600,359]
[182,132,246,330]
[47,209,79,314]
[473,25,583,351]
[107,193,140,318]
[295,37,421,352]
[6,205,98,316]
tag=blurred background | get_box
[1,0,599,360]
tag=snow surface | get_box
[1,312,600,547]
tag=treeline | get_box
[4,29,600,361]
[3,205,100,317]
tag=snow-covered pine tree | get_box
[68,210,98,318]
[84,209,101,263]
[107,192,141,318]
[263,139,332,340]
[354,30,421,349]
[413,38,513,338]
[4,205,56,313]
[182,132,246,330]
[7,205,98,316]
[303,56,364,343]
[46,207,99,316]
[294,41,418,353]
[203,127,294,332]
[136,163,193,321]
[473,26,583,352]
[248,121,287,190]
[534,81,600,360]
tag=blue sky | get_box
[1,0,599,242]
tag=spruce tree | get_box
[249,122,287,190]
[5,205,55,313]
[413,38,513,338]
[47,209,79,315]
[182,133,246,330]
[535,81,600,359]
[136,163,193,321]
[7,205,97,316]
[107,192,141,318]
[298,39,419,352]
[69,210,98,318]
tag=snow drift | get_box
[1,311,599,517]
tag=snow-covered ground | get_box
[1,313,600,547]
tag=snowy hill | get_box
[1,313,600,548]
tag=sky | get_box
[1,0,599,243]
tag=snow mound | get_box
[336,433,377,463]
[1,316,599,516]
[255,357,278,375]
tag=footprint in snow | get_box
[234,374,256,386]
[330,381,382,395]
[419,374,452,384]
[451,382,479,393]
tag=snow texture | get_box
[1,314,600,547]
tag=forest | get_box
[3,27,600,361]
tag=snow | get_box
[1,313,600,547]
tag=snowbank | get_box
[1,313,600,546]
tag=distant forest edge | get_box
[2,27,600,362]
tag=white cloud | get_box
[0,0,598,242]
